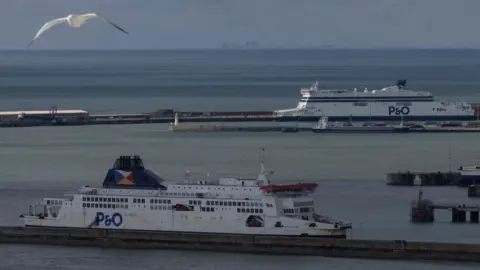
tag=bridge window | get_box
[300,207,310,213]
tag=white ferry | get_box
[20,153,352,238]
[274,80,477,122]
[458,165,480,186]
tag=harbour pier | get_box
[468,184,480,197]
[6,106,480,130]
[2,226,480,262]
[386,171,466,186]
[410,190,480,223]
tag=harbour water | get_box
[1,49,480,269]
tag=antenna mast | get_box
[257,148,271,184]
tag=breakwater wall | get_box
[386,171,469,186]
[1,226,480,262]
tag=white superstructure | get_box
[20,154,351,238]
[274,80,474,121]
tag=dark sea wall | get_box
[1,226,480,262]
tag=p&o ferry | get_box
[274,80,477,122]
[20,153,351,238]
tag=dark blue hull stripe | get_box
[300,99,435,103]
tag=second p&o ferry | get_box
[274,80,477,122]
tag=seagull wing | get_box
[27,17,68,49]
[81,13,128,35]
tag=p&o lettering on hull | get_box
[388,106,410,116]
[95,212,123,227]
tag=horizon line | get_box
[3,47,480,52]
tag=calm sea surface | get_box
[1,49,480,269]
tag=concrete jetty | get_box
[468,185,480,197]
[6,107,480,131]
[410,190,480,223]
[2,226,480,262]
[386,171,463,186]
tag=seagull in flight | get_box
[27,13,128,49]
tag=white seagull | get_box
[27,13,128,48]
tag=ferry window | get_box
[233,202,237,206]
[219,201,224,206]
[107,204,111,208]
[82,197,86,201]
[141,199,145,203]
[103,198,107,202]
[82,203,86,207]
[215,201,219,206]
[188,200,192,205]
[94,203,98,208]
[116,198,120,203]
[300,207,310,213]
[260,209,263,214]
[241,202,246,206]
[237,208,240,213]
[167,200,171,204]
[255,209,259,213]
[94,198,98,202]
[246,209,250,213]
[241,208,245,213]
[133,198,137,203]
[206,201,210,206]
[107,198,111,202]
[227,202,232,206]
[86,203,90,207]
[150,199,154,204]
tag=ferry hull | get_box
[23,225,348,239]
[276,115,479,122]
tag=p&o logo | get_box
[388,106,410,116]
[95,212,123,227]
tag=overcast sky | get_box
[1,0,479,50]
